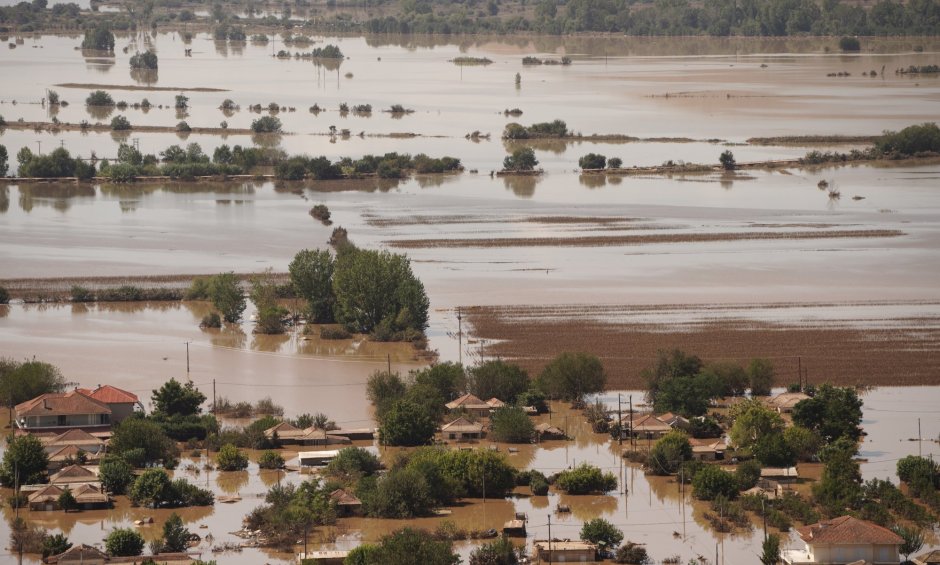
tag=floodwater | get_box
[2,32,940,563]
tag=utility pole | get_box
[547,514,552,564]
[387,354,391,374]
[629,395,634,450]
[798,356,802,390]
[617,393,623,445]
[212,378,217,414]
[36,140,41,155]
[919,418,922,457]
[456,307,463,366]
[185,341,191,376]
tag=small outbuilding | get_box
[329,488,362,516]
[503,519,526,537]
[441,417,484,441]
[914,550,940,565]
[533,540,596,562]
[297,550,350,564]
[535,422,566,440]
[445,393,492,419]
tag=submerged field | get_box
[1,31,940,564]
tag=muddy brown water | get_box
[2,33,940,563]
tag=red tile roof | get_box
[81,384,139,404]
[446,393,490,410]
[15,392,111,418]
[44,428,106,447]
[796,516,904,545]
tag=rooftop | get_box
[796,515,904,545]
[15,391,111,418]
[446,393,490,410]
[77,384,140,404]
[441,417,484,433]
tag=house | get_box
[660,412,690,430]
[49,464,99,487]
[76,385,143,422]
[533,540,596,562]
[624,414,674,439]
[767,392,811,413]
[263,422,351,446]
[28,484,65,511]
[761,466,799,483]
[71,483,110,509]
[503,519,526,537]
[485,397,506,409]
[327,428,376,440]
[535,422,566,440]
[689,438,727,461]
[782,516,903,565]
[42,429,107,455]
[441,417,484,441]
[297,550,349,564]
[445,393,492,419]
[914,550,940,565]
[329,488,362,516]
[14,391,112,433]
[46,544,110,564]
[298,450,342,467]
[47,444,100,471]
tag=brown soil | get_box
[387,229,903,249]
[466,303,940,389]
[55,82,229,92]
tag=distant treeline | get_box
[3,0,940,36]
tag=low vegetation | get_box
[504,119,569,139]
[129,51,158,70]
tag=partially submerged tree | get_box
[207,272,246,324]
[536,352,606,401]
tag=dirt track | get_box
[466,303,940,389]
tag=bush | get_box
[258,450,284,469]
[839,36,861,52]
[310,204,331,223]
[502,147,538,171]
[648,430,693,475]
[616,542,651,564]
[608,157,623,169]
[875,123,940,157]
[530,473,549,495]
[579,153,607,169]
[99,456,134,495]
[216,444,248,471]
[82,24,115,51]
[735,460,762,490]
[70,285,94,302]
[251,116,282,133]
[320,326,352,339]
[129,51,158,69]
[555,463,618,494]
[488,406,535,443]
[581,518,623,549]
[110,115,131,131]
[86,90,114,106]
[176,121,192,132]
[692,465,739,501]
[105,528,144,556]
[0,286,8,304]
[719,150,736,171]
[200,312,222,328]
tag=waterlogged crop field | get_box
[2,30,940,564]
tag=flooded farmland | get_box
[2,29,940,564]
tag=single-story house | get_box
[445,393,492,419]
[441,417,485,441]
[28,484,65,511]
[761,466,799,483]
[623,414,674,439]
[535,422,566,440]
[46,544,110,564]
[50,464,99,487]
[329,488,362,516]
[47,444,100,471]
[659,412,690,430]
[264,422,351,446]
[782,515,903,565]
[298,450,341,467]
[76,385,143,423]
[914,550,940,565]
[14,391,112,434]
[503,519,526,537]
[42,428,107,455]
[297,550,349,564]
[485,398,506,409]
[326,428,375,440]
[533,540,596,562]
[71,483,111,509]
[767,392,811,413]
[689,438,727,461]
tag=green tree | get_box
[648,430,693,476]
[379,400,436,446]
[250,116,283,133]
[161,512,191,553]
[81,24,115,51]
[735,459,762,490]
[650,373,716,417]
[700,361,749,397]
[105,528,145,556]
[760,533,781,565]
[86,90,114,106]
[469,536,520,565]
[812,438,862,515]
[488,406,535,443]
[152,378,205,417]
[748,358,775,396]
[41,533,71,559]
[0,357,66,405]
[258,450,285,469]
[110,115,131,131]
[579,153,607,169]
[893,524,925,561]
[366,370,406,420]
[216,444,249,471]
[411,362,466,402]
[370,528,459,565]
[692,465,738,500]
[502,147,538,171]
[555,463,618,494]
[536,352,606,401]
[719,150,736,170]
[615,542,650,564]
[58,488,79,512]
[0,434,49,486]
[129,51,158,69]
[250,270,287,334]
[110,418,176,467]
[729,400,785,452]
[289,249,335,322]
[792,384,863,443]
[333,247,430,336]
[783,426,823,462]
[325,447,382,484]
[208,272,246,323]
[359,467,437,518]
[129,468,172,507]
[468,360,529,403]
[581,518,623,550]
[0,144,8,177]
[99,455,134,494]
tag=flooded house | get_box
[689,438,727,461]
[75,385,144,422]
[535,422,566,440]
[441,417,485,441]
[70,483,111,509]
[297,550,350,564]
[767,392,811,413]
[263,421,352,446]
[298,450,342,467]
[782,515,903,565]
[28,484,66,511]
[42,428,107,455]
[329,488,362,516]
[445,393,493,419]
[623,413,674,439]
[533,540,597,562]
[485,397,506,409]
[914,550,940,565]
[49,464,100,487]
[14,391,113,435]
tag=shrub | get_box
[86,90,114,106]
[99,456,134,495]
[82,24,115,51]
[616,542,651,564]
[105,528,144,556]
[488,406,535,443]
[839,36,861,52]
[530,473,549,496]
[875,123,940,157]
[176,121,192,132]
[258,450,285,469]
[216,444,248,471]
[70,285,94,302]
[251,116,282,133]
[648,430,693,475]
[555,463,618,494]
[719,150,736,170]
[129,51,158,69]
[581,517,623,549]
[579,153,607,169]
[0,286,9,304]
[310,204,331,223]
[320,326,352,340]
[502,147,538,171]
[692,465,739,500]
[200,313,222,328]
[735,460,762,490]
[608,157,623,169]
[110,116,131,131]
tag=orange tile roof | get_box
[330,488,362,506]
[28,484,64,503]
[83,384,139,404]
[797,516,904,545]
[15,391,111,418]
[44,428,106,446]
[446,393,490,410]
[50,464,98,483]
